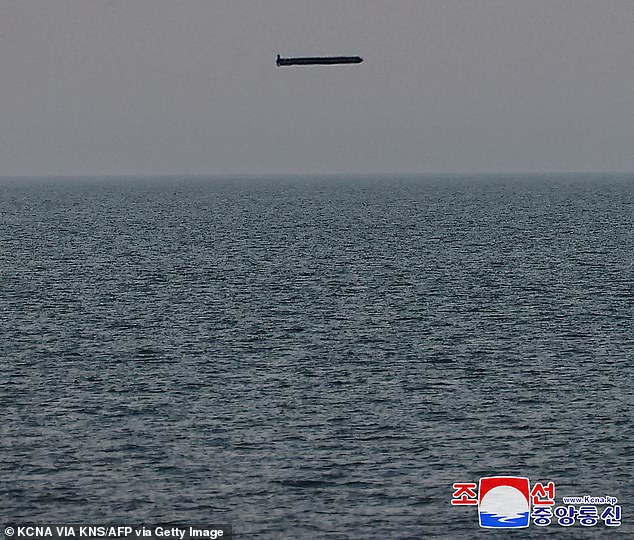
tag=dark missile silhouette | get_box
[276,54,363,67]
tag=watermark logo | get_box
[451,477,621,529]
[478,477,530,528]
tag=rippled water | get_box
[2,174,633,538]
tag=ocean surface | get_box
[1,174,633,538]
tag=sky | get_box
[1,0,633,176]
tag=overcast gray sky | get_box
[1,0,633,176]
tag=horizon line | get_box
[1,171,633,181]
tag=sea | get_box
[1,174,633,538]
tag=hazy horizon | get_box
[2,1,634,177]
[3,171,634,182]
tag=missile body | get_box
[276,55,363,66]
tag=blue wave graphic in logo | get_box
[479,511,530,528]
